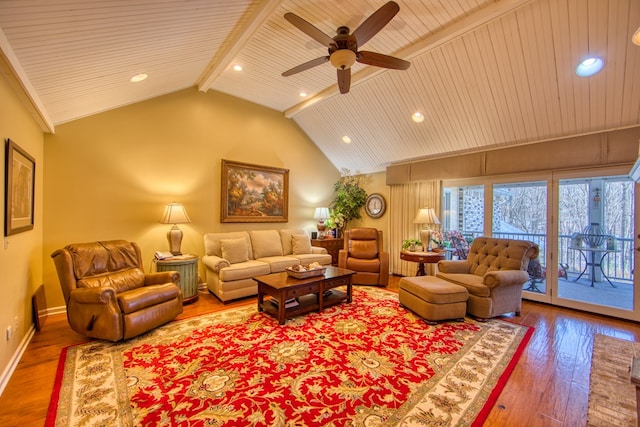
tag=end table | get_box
[311,237,344,265]
[156,254,199,304]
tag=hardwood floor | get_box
[1,275,639,426]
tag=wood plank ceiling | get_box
[0,0,639,173]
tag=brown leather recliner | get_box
[338,228,389,286]
[51,240,184,341]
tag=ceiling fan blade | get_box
[282,56,330,76]
[352,1,399,47]
[357,51,410,70]
[337,68,351,94]
[284,13,335,47]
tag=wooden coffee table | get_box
[254,266,355,325]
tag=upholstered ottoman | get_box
[399,276,469,324]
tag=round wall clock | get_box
[365,193,386,219]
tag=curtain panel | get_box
[389,180,441,277]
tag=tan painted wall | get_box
[43,87,340,309]
[0,74,44,376]
[352,171,390,253]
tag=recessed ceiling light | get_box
[575,57,604,77]
[342,136,351,144]
[130,73,148,83]
[299,91,307,97]
[412,112,425,123]
[233,64,243,72]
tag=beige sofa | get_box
[436,237,539,320]
[203,229,332,302]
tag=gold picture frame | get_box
[221,159,289,223]
[5,139,35,236]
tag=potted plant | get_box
[402,239,422,251]
[329,168,367,236]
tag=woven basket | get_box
[286,267,326,279]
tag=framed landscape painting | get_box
[5,139,35,235]
[221,159,289,223]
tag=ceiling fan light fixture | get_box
[412,112,425,123]
[330,49,357,70]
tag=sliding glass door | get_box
[554,172,637,318]
[442,166,640,320]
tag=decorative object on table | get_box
[329,168,367,234]
[220,159,289,223]
[286,262,326,278]
[413,207,440,251]
[430,230,444,250]
[160,202,191,255]
[4,139,35,236]
[313,207,330,239]
[365,193,386,218]
[570,232,583,248]
[582,222,606,247]
[402,238,422,252]
[46,287,532,427]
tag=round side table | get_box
[156,255,199,304]
[400,250,445,276]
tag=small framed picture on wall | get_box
[5,139,35,236]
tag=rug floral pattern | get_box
[48,287,531,426]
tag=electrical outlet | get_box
[6,326,12,341]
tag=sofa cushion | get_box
[256,256,300,272]
[219,260,271,282]
[292,234,312,254]
[77,268,146,293]
[250,230,283,258]
[220,238,249,264]
[117,283,180,314]
[279,229,307,255]
[467,237,537,276]
[436,272,491,297]
[204,231,253,259]
[346,257,380,273]
[291,253,333,265]
[349,240,378,259]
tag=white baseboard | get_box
[0,324,35,397]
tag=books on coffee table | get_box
[270,297,299,309]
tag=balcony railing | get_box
[462,231,633,283]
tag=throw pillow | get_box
[292,234,312,254]
[250,230,283,258]
[220,238,249,264]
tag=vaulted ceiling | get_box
[1,0,639,173]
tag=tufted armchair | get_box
[338,228,389,286]
[436,237,539,320]
[51,240,183,341]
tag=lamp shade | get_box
[313,207,331,221]
[413,208,440,226]
[160,203,191,225]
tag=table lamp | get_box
[160,202,191,255]
[313,207,330,239]
[413,207,440,251]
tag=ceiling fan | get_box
[281,1,410,94]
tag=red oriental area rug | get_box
[46,287,532,426]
